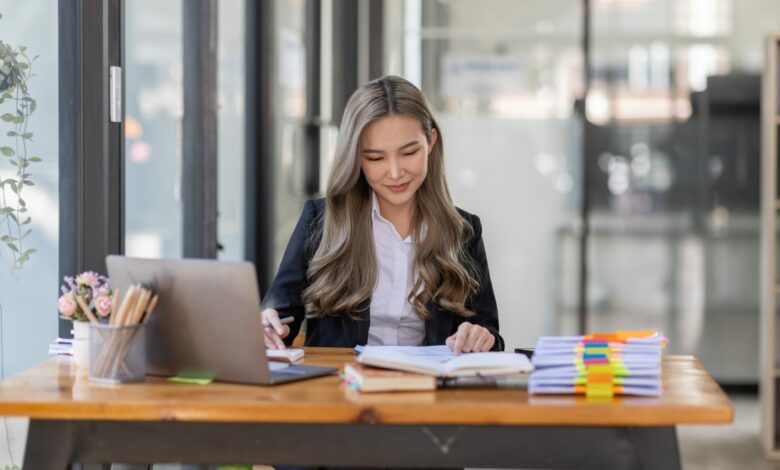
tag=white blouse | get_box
[366,193,426,346]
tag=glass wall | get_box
[0,1,59,464]
[272,0,312,270]
[584,0,780,381]
[0,0,59,376]
[385,0,584,348]
[126,0,246,262]
[384,0,780,381]
[217,0,246,261]
[125,0,184,259]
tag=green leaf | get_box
[29,99,36,113]
[0,113,14,122]
[0,147,13,156]
[6,243,18,253]
[0,207,12,215]
[28,157,41,162]
[0,235,10,242]
[23,248,36,256]
[22,180,33,186]
[21,132,32,139]
[18,198,25,207]
[6,131,16,137]
[22,229,32,239]
[17,62,28,70]
[18,46,27,53]
[21,216,31,225]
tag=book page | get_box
[444,352,533,374]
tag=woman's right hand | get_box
[261,308,290,349]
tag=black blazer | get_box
[263,198,504,351]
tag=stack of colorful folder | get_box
[529,330,667,397]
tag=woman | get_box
[261,75,503,354]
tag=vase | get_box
[72,321,91,370]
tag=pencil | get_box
[262,316,294,328]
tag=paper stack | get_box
[48,337,73,356]
[529,330,667,397]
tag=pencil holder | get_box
[88,323,146,384]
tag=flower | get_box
[59,271,113,322]
[57,293,77,317]
[76,271,100,288]
[94,295,112,317]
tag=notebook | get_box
[343,362,437,392]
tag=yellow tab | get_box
[583,347,611,355]
[586,387,614,398]
[586,364,613,374]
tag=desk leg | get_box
[22,420,77,470]
[627,427,681,470]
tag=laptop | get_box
[106,255,337,385]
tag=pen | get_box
[262,316,294,328]
[514,348,535,359]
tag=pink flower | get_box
[76,271,100,287]
[94,295,112,317]
[58,293,77,317]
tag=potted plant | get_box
[0,14,40,278]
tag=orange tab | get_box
[613,330,657,342]
[587,373,614,383]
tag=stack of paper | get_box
[48,337,73,356]
[529,330,667,397]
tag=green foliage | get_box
[0,33,38,278]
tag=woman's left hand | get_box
[446,322,495,354]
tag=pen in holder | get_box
[87,284,158,384]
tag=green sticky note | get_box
[167,368,216,385]
[167,376,214,385]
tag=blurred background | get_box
[0,0,779,467]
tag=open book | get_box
[357,345,533,377]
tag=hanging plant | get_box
[0,14,40,279]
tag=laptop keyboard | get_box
[269,361,291,371]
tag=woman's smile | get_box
[386,182,410,193]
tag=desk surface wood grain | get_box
[0,349,732,426]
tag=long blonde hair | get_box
[303,75,478,319]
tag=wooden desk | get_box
[0,350,732,469]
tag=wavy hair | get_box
[303,75,478,319]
